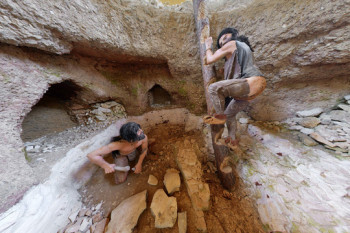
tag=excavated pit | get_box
[78,123,265,233]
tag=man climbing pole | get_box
[203,28,266,150]
[192,0,266,190]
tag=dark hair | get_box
[217,27,254,52]
[119,122,145,142]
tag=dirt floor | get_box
[79,123,265,233]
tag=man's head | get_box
[217,27,239,49]
[120,122,145,142]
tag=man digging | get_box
[203,27,266,151]
[87,122,148,184]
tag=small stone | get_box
[239,118,249,124]
[296,108,323,117]
[310,133,336,147]
[148,174,158,186]
[163,169,181,195]
[299,117,320,128]
[85,210,92,216]
[178,212,187,233]
[300,127,314,135]
[298,133,318,146]
[95,202,102,211]
[344,95,350,100]
[78,209,87,217]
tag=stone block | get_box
[164,168,181,195]
[106,190,147,233]
[150,189,177,228]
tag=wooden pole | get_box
[192,0,236,190]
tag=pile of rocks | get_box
[72,101,127,125]
[88,101,127,123]
[284,95,350,157]
[58,202,107,233]
[105,169,186,232]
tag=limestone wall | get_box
[0,0,349,215]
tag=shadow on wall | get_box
[21,80,82,142]
[148,84,172,108]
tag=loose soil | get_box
[79,123,265,233]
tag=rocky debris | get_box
[150,189,177,228]
[296,108,323,117]
[284,95,350,156]
[299,117,320,128]
[148,174,158,186]
[59,203,105,233]
[338,104,350,113]
[106,190,147,233]
[74,101,127,125]
[245,123,350,232]
[178,211,187,233]
[297,133,318,147]
[163,168,181,195]
[91,218,108,233]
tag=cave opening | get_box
[148,84,172,108]
[21,80,82,142]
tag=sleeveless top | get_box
[224,41,263,80]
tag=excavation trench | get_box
[6,107,265,233]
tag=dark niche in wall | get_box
[21,80,81,142]
[148,84,172,108]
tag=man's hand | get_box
[205,37,213,50]
[133,163,142,174]
[103,163,115,174]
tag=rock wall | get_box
[0,0,349,215]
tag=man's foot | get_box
[203,114,227,124]
[214,128,225,144]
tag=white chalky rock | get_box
[106,190,147,233]
[150,189,177,228]
[239,118,249,124]
[296,108,323,117]
[344,95,350,100]
[163,168,181,194]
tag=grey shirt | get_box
[224,40,262,80]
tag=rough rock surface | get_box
[163,168,181,194]
[237,122,350,232]
[106,190,147,233]
[0,0,349,219]
[150,189,177,228]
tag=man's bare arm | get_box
[134,135,148,174]
[87,142,119,174]
[205,38,236,64]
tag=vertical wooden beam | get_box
[192,0,236,190]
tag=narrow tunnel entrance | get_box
[21,81,81,142]
[148,84,172,108]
